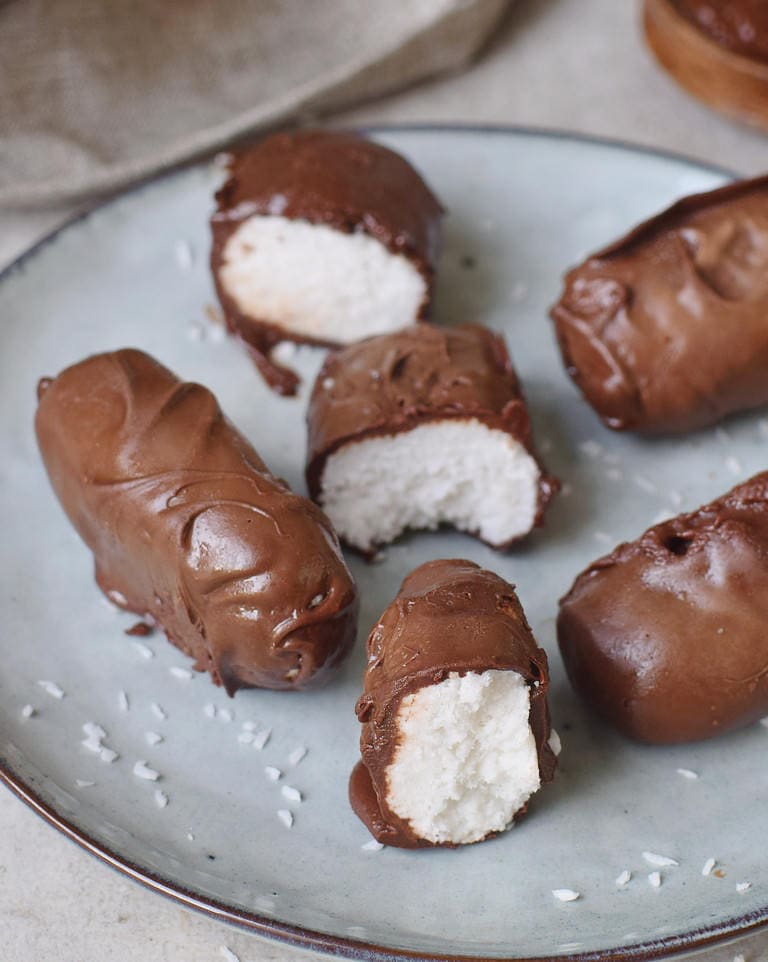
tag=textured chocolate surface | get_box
[675,0,768,60]
[558,472,768,744]
[350,559,557,848]
[551,174,768,434]
[210,129,443,395]
[306,323,558,549]
[35,349,358,693]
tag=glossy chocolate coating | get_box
[551,175,768,434]
[35,349,358,694]
[676,0,768,60]
[558,472,768,744]
[350,559,557,848]
[210,129,443,395]
[306,323,558,550]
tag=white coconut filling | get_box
[218,215,427,343]
[320,419,541,551]
[386,670,540,845]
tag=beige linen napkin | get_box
[0,0,508,206]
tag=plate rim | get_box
[1,123,761,962]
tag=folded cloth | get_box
[0,0,508,206]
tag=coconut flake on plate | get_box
[145,731,163,746]
[648,872,662,889]
[281,785,302,803]
[361,838,384,852]
[37,680,65,699]
[252,729,271,750]
[131,641,154,660]
[133,760,160,781]
[277,809,294,829]
[642,852,678,867]
[552,889,580,903]
[169,666,194,681]
[615,870,631,887]
[702,858,716,877]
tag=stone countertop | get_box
[3,1,767,959]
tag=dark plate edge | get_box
[0,124,761,962]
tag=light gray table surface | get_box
[2,1,767,960]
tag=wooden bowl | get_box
[644,0,768,131]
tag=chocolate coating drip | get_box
[306,323,558,548]
[558,472,768,743]
[675,0,768,61]
[35,349,358,693]
[551,174,768,434]
[210,130,443,395]
[350,559,557,848]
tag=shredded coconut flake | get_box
[118,691,129,712]
[677,768,699,780]
[579,440,604,459]
[547,729,562,757]
[702,858,716,877]
[154,789,169,809]
[648,872,662,889]
[733,954,746,962]
[204,703,217,719]
[186,832,195,841]
[643,851,678,867]
[107,589,128,607]
[281,785,302,803]
[131,641,154,659]
[238,731,255,745]
[219,948,241,962]
[76,779,96,788]
[242,720,257,732]
[552,889,580,902]
[145,731,163,746]
[277,809,294,829]
[634,475,657,494]
[265,766,281,782]
[133,760,160,781]
[615,870,631,887]
[219,708,233,723]
[38,680,64,699]
[288,746,307,766]
[20,704,35,719]
[151,702,167,720]
[252,729,271,750]
[736,882,751,893]
[100,748,119,764]
[170,666,194,681]
[362,838,384,852]
[83,722,107,740]
[174,239,195,272]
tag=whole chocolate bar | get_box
[350,559,558,848]
[551,174,768,433]
[306,323,557,555]
[35,349,358,693]
[558,472,768,743]
[210,129,443,395]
